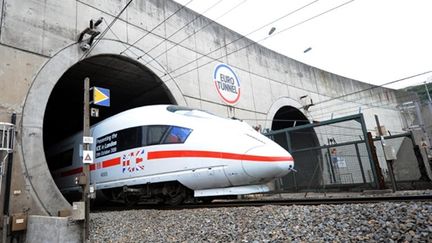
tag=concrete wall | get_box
[0,0,414,220]
[26,215,81,243]
[422,102,432,147]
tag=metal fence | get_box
[265,113,432,192]
[265,114,379,192]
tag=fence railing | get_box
[265,114,377,192]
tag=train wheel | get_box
[163,183,187,206]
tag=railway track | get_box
[92,194,432,212]
[188,194,432,208]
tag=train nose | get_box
[241,145,294,180]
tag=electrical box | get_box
[11,213,27,232]
[71,201,85,221]
[75,175,87,186]
[384,145,397,160]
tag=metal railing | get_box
[265,113,379,192]
[0,122,14,153]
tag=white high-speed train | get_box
[47,105,294,205]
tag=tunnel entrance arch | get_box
[21,40,186,215]
[43,54,176,150]
[267,98,321,191]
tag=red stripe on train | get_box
[60,167,83,177]
[147,150,293,162]
[60,150,292,177]
[103,157,121,168]
[60,157,121,177]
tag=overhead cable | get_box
[137,0,225,60]
[144,0,249,66]
[313,70,432,106]
[161,0,322,77]
[81,0,133,60]
[120,0,194,55]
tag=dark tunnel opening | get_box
[271,106,321,191]
[43,54,175,177]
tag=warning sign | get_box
[330,148,337,156]
[83,150,94,164]
[421,140,429,148]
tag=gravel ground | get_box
[90,202,432,242]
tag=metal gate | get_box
[265,114,379,192]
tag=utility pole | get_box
[82,77,91,242]
[375,115,397,192]
[425,80,432,102]
[425,80,432,149]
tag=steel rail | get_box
[92,194,432,212]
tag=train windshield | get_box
[167,105,222,119]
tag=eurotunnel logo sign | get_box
[213,63,241,105]
[93,87,110,107]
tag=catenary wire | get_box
[100,0,419,127]
[144,0,249,66]
[120,0,195,55]
[137,0,225,60]
[157,0,356,100]
[101,18,167,75]
[313,98,420,121]
[90,0,413,120]
[82,1,418,115]
[157,0,322,78]
[312,70,432,107]
[80,0,133,61]
[108,0,331,99]
[74,2,425,146]
[295,70,429,117]
[308,70,432,114]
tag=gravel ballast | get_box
[90,202,432,242]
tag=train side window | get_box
[117,127,142,151]
[96,127,143,158]
[141,126,148,146]
[147,125,169,145]
[162,126,192,144]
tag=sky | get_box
[173,0,432,89]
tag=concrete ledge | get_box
[26,215,81,243]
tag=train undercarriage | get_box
[96,182,217,206]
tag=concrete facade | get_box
[0,0,420,231]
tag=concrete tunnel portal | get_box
[41,54,176,205]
